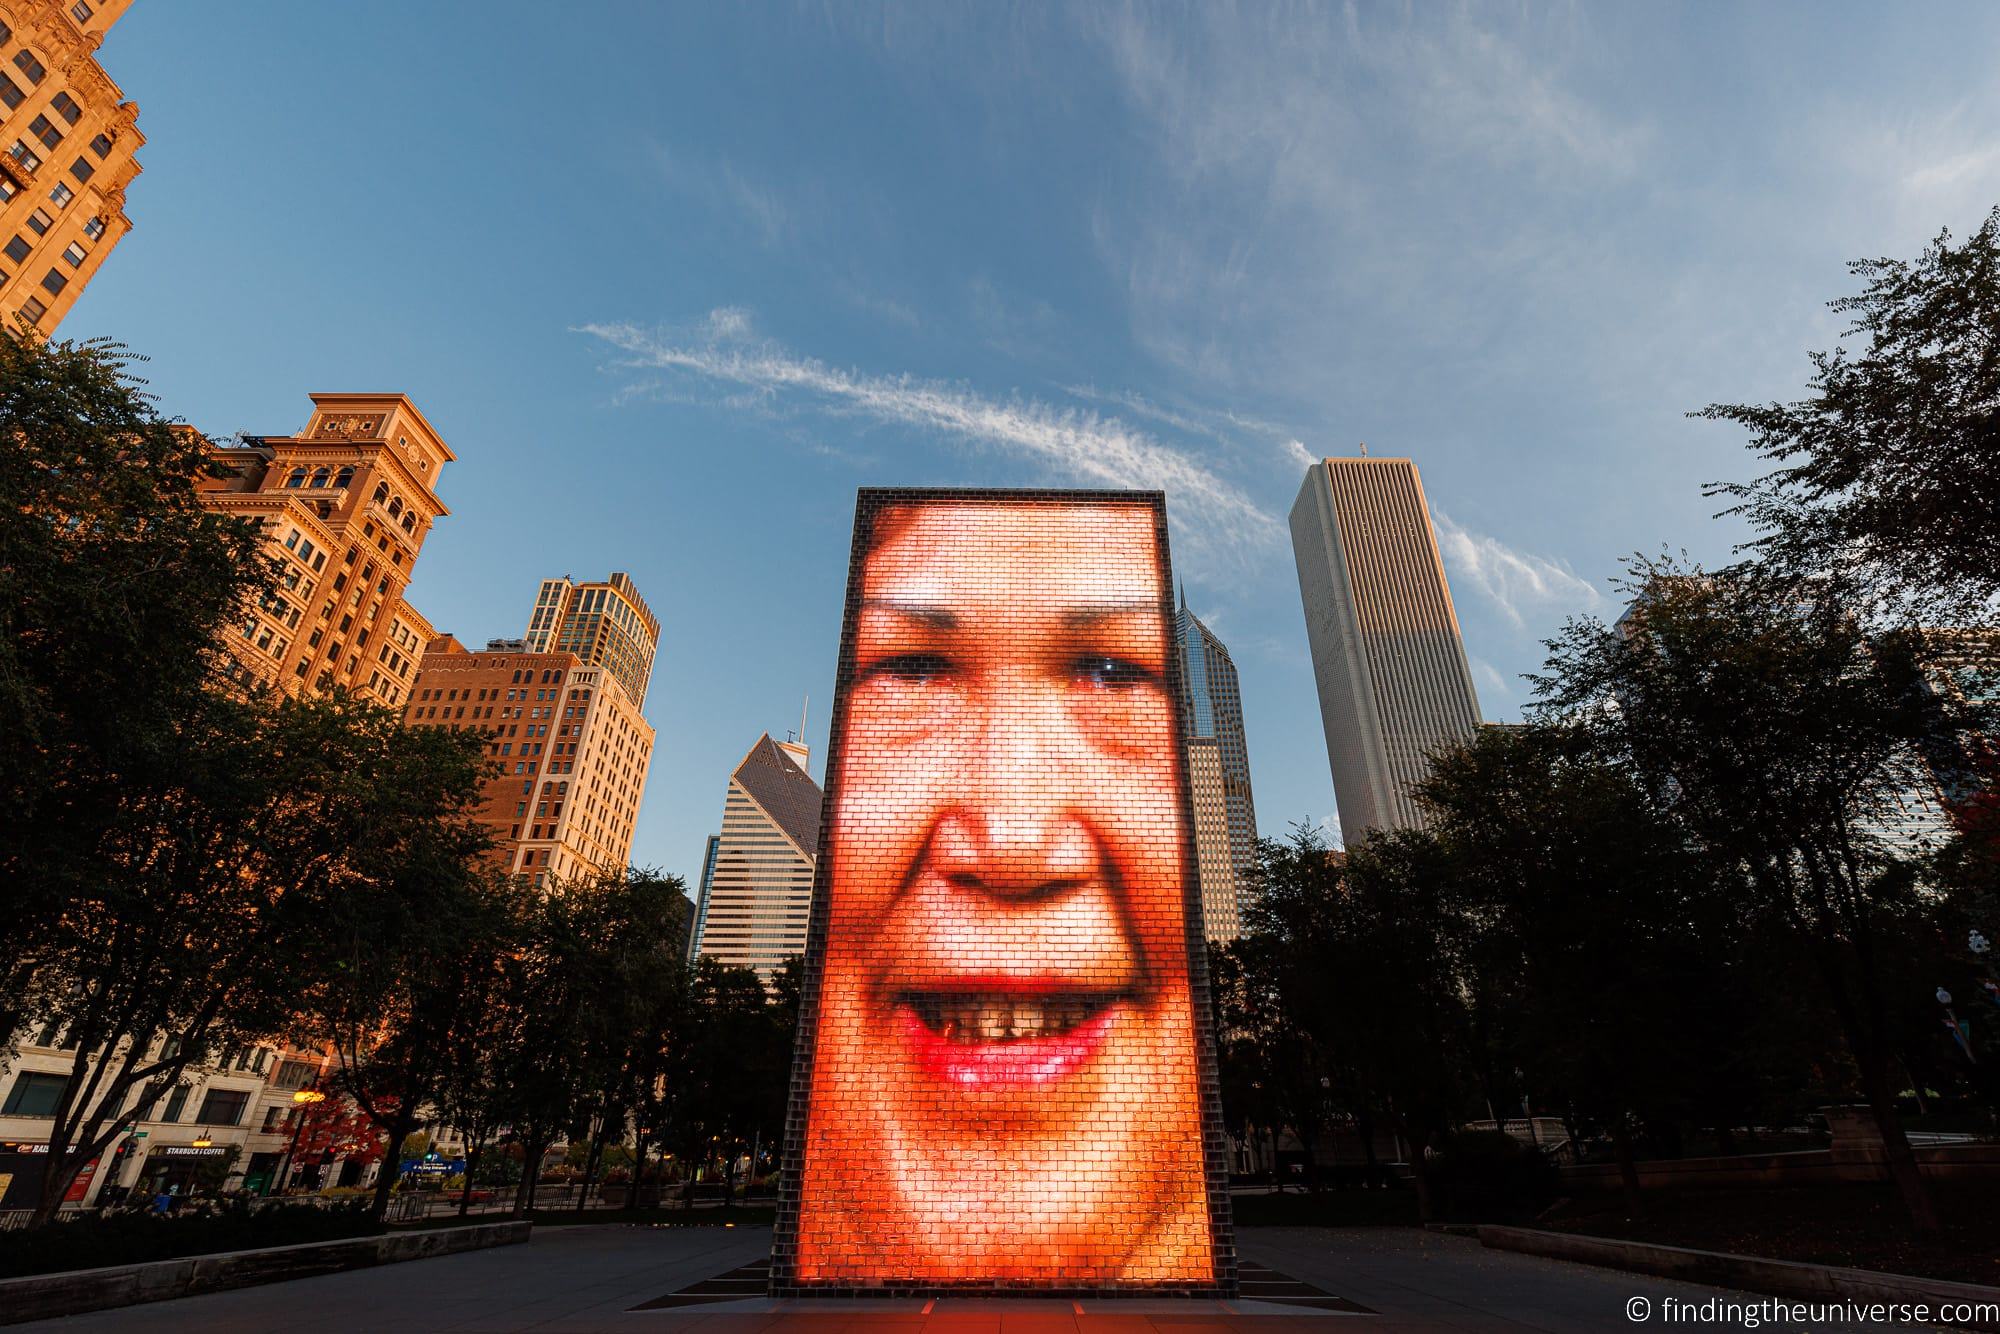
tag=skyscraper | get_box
[198,393,454,709]
[0,0,143,334]
[404,630,655,886]
[688,733,822,984]
[524,573,660,709]
[1175,593,1258,940]
[1290,456,1482,843]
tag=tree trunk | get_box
[1804,932,1941,1232]
[369,1099,420,1223]
[513,1142,543,1218]
[1409,1128,1436,1222]
[458,1135,485,1218]
[1608,1119,1645,1217]
[1355,1107,1381,1186]
[575,1116,608,1216]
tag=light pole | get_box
[273,1087,326,1196]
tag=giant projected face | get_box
[790,492,1216,1288]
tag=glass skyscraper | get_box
[1176,591,1259,939]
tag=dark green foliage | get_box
[0,329,274,995]
[0,1200,380,1279]
[1704,207,2000,620]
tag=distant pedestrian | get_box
[151,1190,171,1215]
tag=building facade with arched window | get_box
[195,392,456,709]
[0,0,143,333]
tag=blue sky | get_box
[69,3,2000,876]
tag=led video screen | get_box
[774,489,1233,1293]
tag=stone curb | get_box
[1479,1225,2000,1332]
[0,1219,531,1325]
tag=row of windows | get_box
[284,464,353,490]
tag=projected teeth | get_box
[912,996,1109,1043]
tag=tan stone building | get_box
[0,0,141,332]
[407,598,657,886]
[1186,735,1241,942]
[198,393,456,709]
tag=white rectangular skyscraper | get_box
[1290,457,1482,843]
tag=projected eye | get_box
[1071,655,1157,690]
[866,652,955,685]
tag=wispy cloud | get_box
[577,312,1279,562]
[1433,510,1602,629]
[649,144,796,247]
[1061,384,1313,480]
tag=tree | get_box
[291,843,527,1222]
[1533,559,1989,1229]
[1227,827,1476,1211]
[481,869,692,1216]
[1407,721,1752,1212]
[1704,206,2000,621]
[0,329,274,1006]
[13,689,494,1225]
[645,958,782,1203]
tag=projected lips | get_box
[895,981,1127,1087]
[781,492,1228,1292]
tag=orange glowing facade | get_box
[0,0,142,333]
[774,490,1235,1296]
[198,394,455,709]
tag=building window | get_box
[195,1088,249,1126]
[71,1,94,22]
[13,50,46,86]
[88,132,111,159]
[51,91,82,125]
[41,267,67,296]
[26,207,52,235]
[68,155,91,183]
[29,114,62,150]
[161,1084,191,1122]
[10,141,42,172]
[82,215,103,239]
[285,467,306,488]
[48,181,72,208]
[310,466,329,488]
[1,1072,69,1117]
[0,74,23,111]
[61,241,83,268]
[261,1106,281,1132]
[4,234,28,264]
[20,294,46,323]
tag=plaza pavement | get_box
[20,1224,1946,1332]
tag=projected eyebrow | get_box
[859,598,1158,630]
[858,599,958,630]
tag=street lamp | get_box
[191,1133,213,1149]
[273,1086,327,1196]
